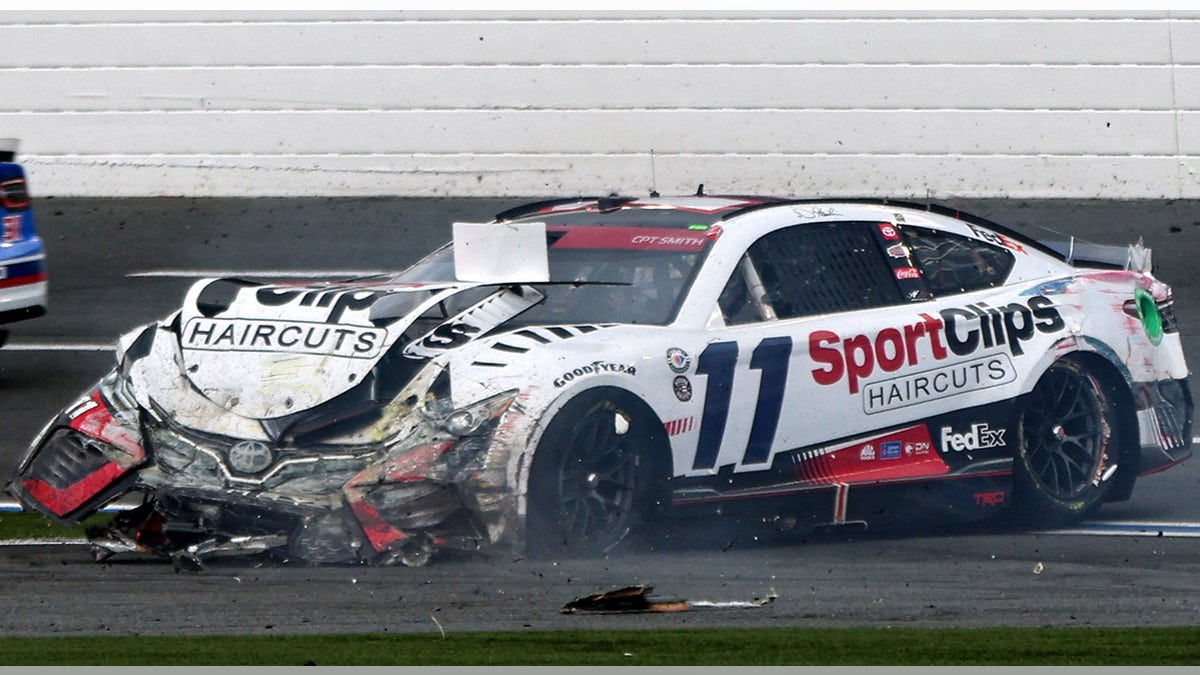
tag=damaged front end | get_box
[10,363,519,568]
[10,371,147,526]
[8,275,545,568]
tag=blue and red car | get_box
[0,140,46,341]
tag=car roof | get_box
[497,194,990,229]
[494,194,1071,265]
[496,195,787,227]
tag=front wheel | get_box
[1011,358,1119,526]
[526,391,664,556]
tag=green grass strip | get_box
[4,512,1198,664]
[2,627,1200,665]
[0,511,114,540]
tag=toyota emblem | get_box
[227,440,273,474]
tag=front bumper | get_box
[13,367,521,566]
[0,238,47,324]
[129,416,511,564]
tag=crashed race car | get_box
[8,195,1193,567]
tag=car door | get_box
[685,219,927,476]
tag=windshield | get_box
[396,225,713,325]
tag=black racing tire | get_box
[526,389,665,556]
[1010,357,1120,526]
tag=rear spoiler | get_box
[1043,236,1152,273]
[0,139,16,163]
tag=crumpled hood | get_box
[175,277,540,419]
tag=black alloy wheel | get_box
[527,391,660,555]
[1012,358,1118,525]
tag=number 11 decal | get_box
[691,336,793,470]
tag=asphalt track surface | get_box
[4,196,1200,637]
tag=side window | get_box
[901,226,1015,296]
[720,221,903,324]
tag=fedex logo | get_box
[940,423,1007,452]
[966,224,1027,254]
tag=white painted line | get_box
[0,501,133,512]
[0,539,87,547]
[7,523,1200,548]
[1046,523,1200,538]
[128,270,392,278]
[4,342,115,351]
[0,253,45,266]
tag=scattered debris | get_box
[562,585,685,613]
[561,585,777,614]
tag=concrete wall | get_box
[3,10,1199,198]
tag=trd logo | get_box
[973,491,1006,507]
[940,423,1007,452]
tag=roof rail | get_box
[495,196,624,222]
[718,196,1066,262]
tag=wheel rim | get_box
[1021,365,1107,499]
[554,406,639,544]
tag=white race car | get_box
[9,195,1192,567]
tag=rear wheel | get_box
[1011,358,1119,525]
[526,391,663,556]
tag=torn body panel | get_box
[10,373,146,525]
[12,282,536,566]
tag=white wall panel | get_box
[0,11,1196,198]
[0,18,1182,68]
[23,153,1187,199]
[2,110,1177,154]
[0,65,1176,112]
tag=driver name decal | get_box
[549,226,709,251]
